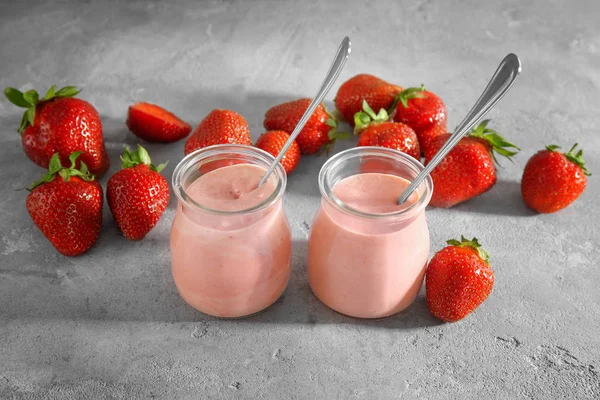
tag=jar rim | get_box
[172,144,287,215]
[318,146,433,220]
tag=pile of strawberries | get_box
[4,72,591,322]
[4,86,173,257]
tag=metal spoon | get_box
[257,36,351,187]
[397,53,522,204]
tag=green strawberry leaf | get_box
[48,153,63,176]
[25,107,36,127]
[42,85,57,101]
[4,87,31,108]
[353,100,390,134]
[325,118,337,128]
[137,145,152,165]
[328,130,350,140]
[68,151,83,167]
[27,152,96,190]
[388,84,426,114]
[154,161,168,173]
[18,113,29,134]
[354,112,372,130]
[362,100,377,120]
[446,235,490,264]
[6,85,81,134]
[22,89,39,106]
[120,144,167,173]
[79,161,89,174]
[468,120,519,164]
[55,86,81,98]
[545,144,561,152]
[563,143,591,176]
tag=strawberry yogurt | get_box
[171,145,291,318]
[308,147,433,318]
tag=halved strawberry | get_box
[127,102,191,143]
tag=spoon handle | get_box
[397,53,522,204]
[258,36,351,187]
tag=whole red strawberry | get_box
[255,131,300,174]
[126,102,191,142]
[263,98,348,155]
[4,85,110,177]
[335,74,403,126]
[26,152,103,256]
[425,120,519,208]
[184,109,251,155]
[521,144,590,213]
[391,85,447,131]
[354,101,420,159]
[107,145,169,240]
[426,236,494,322]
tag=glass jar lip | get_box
[172,144,287,216]
[318,146,433,220]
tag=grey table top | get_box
[1,1,599,399]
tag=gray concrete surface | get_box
[1,0,599,398]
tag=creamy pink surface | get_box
[171,164,291,318]
[308,173,430,318]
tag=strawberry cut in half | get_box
[127,102,192,143]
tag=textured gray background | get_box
[1,0,599,399]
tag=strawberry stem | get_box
[388,84,426,115]
[120,145,167,172]
[547,143,591,176]
[446,236,491,264]
[4,85,81,134]
[468,119,520,164]
[353,100,390,134]
[27,152,95,191]
[322,105,350,155]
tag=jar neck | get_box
[172,144,287,216]
[318,146,433,221]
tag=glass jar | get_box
[171,145,291,318]
[307,147,433,319]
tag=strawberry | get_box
[425,120,519,208]
[263,98,348,155]
[184,109,252,155]
[354,101,420,160]
[4,85,109,177]
[126,102,191,142]
[107,145,169,240]
[26,152,102,256]
[335,74,403,126]
[521,144,590,213]
[416,119,447,156]
[426,236,494,322]
[255,130,300,174]
[391,85,447,131]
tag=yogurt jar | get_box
[171,145,291,318]
[307,146,433,318]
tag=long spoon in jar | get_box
[257,36,351,188]
[397,53,522,204]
